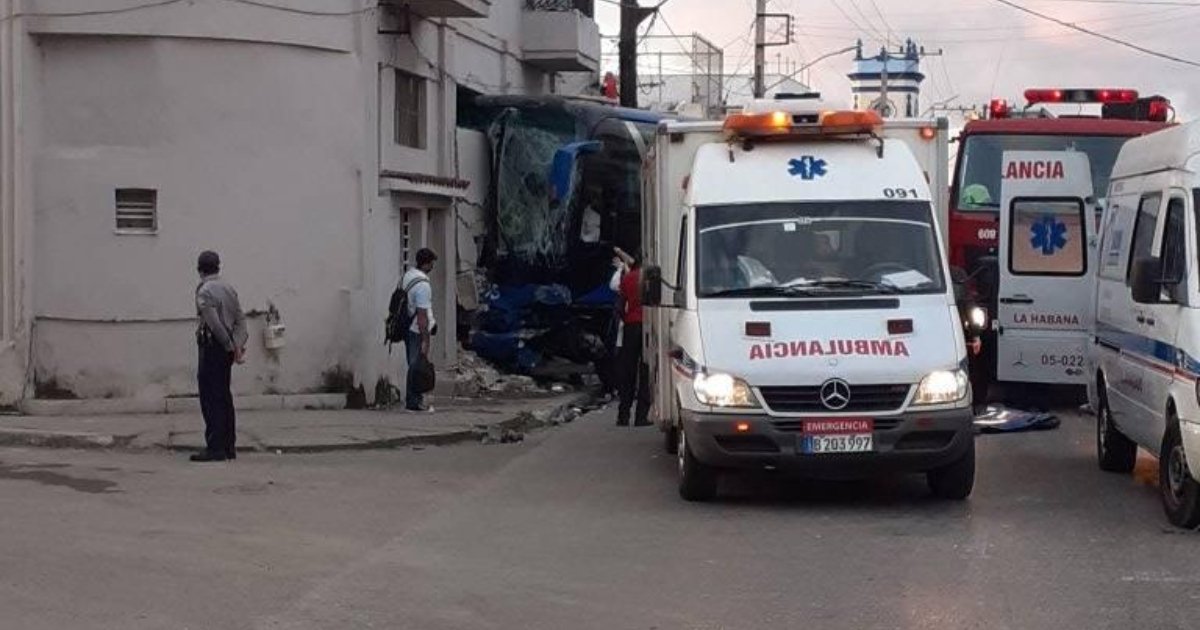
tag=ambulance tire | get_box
[1160,421,1200,529]
[1097,387,1136,473]
[678,429,718,502]
[664,425,679,455]
[663,397,681,455]
[927,439,975,501]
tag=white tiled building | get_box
[0,0,601,408]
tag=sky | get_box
[594,0,1200,121]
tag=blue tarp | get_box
[974,405,1060,433]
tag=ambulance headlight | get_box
[693,372,759,408]
[967,306,988,330]
[913,369,970,406]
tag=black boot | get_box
[190,450,227,462]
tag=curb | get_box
[251,391,597,454]
[0,428,124,450]
[0,392,599,454]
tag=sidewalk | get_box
[0,392,597,453]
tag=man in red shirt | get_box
[616,251,650,426]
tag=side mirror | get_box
[1130,257,1164,304]
[642,265,663,307]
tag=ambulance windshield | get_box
[695,201,945,297]
[956,134,1128,210]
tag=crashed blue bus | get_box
[460,95,674,382]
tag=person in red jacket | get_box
[616,250,650,426]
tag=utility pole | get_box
[753,0,767,98]
[619,0,656,108]
[879,46,889,117]
[752,1,792,99]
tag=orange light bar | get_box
[818,110,883,134]
[735,422,751,433]
[725,109,883,139]
[723,111,792,137]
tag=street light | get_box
[763,45,858,93]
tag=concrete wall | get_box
[31,34,364,399]
[0,0,601,406]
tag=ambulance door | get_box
[996,151,1094,384]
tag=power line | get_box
[826,0,880,44]
[1,0,189,20]
[847,0,889,42]
[990,0,1200,67]
[223,0,379,15]
[867,0,898,44]
[1033,0,1199,5]
[1,0,381,21]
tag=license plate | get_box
[799,419,874,455]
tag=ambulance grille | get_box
[759,384,911,414]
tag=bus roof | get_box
[961,117,1170,137]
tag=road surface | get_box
[0,406,1194,629]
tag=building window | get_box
[395,70,426,149]
[115,188,157,233]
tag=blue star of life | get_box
[1030,214,1069,255]
[788,156,828,180]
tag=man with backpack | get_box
[395,248,438,412]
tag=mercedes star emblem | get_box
[819,379,852,411]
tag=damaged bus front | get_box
[463,96,673,380]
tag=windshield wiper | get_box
[804,279,902,294]
[701,286,814,298]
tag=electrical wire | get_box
[0,0,189,21]
[826,0,880,45]
[1,0,382,21]
[220,0,376,15]
[1033,0,1198,5]
[990,0,1200,67]
[867,0,898,44]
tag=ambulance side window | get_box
[1126,192,1162,286]
[676,216,689,302]
[1160,197,1186,303]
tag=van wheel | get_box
[663,424,679,455]
[1160,422,1200,529]
[1097,389,1136,473]
[677,428,718,502]
[927,439,975,500]
[663,397,681,455]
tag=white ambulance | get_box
[641,105,974,502]
[993,151,1096,386]
[1089,121,1200,528]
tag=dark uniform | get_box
[193,251,248,462]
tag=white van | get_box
[641,106,974,502]
[995,151,1096,386]
[1090,121,1200,528]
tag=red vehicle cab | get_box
[950,88,1172,277]
[949,88,1172,392]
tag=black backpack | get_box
[385,275,428,350]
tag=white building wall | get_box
[31,34,365,399]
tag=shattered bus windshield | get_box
[696,201,945,297]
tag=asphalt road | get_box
[0,406,1196,630]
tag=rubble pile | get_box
[452,350,545,398]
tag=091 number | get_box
[883,188,920,199]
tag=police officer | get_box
[192,250,249,462]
